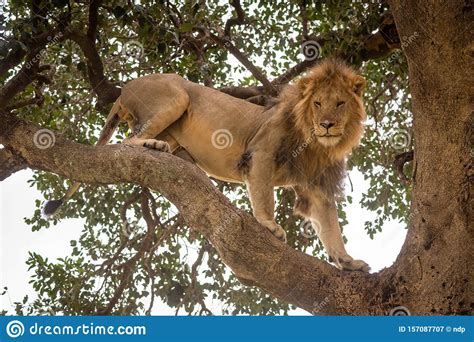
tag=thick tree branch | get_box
[387,0,472,315]
[0,40,28,78]
[65,2,120,108]
[0,62,48,109]
[0,147,27,181]
[66,30,120,107]
[0,112,396,315]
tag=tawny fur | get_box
[45,59,370,272]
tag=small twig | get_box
[175,242,211,315]
[224,0,245,37]
[210,33,277,95]
[370,74,397,124]
[165,1,182,28]
[97,188,156,315]
[300,0,308,40]
[120,190,141,229]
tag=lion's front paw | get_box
[142,139,171,152]
[258,219,287,242]
[330,254,370,272]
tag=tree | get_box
[0,0,471,315]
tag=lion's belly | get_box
[167,122,246,183]
[176,141,245,183]
[162,84,269,183]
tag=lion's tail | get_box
[42,98,123,217]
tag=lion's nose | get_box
[320,120,335,129]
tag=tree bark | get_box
[387,0,473,314]
[0,147,27,181]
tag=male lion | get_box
[44,59,370,272]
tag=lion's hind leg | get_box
[121,118,172,152]
[122,136,171,152]
[120,79,189,153]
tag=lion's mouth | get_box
[318,133,342,138]
[316,133,343,147]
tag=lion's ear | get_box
[352,75,366,96]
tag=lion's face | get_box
[309,79,365,147]
[290,60,367,154]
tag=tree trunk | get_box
[387,0,473,314]
[0,0,472,315]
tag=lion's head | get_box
[281,59,366,159]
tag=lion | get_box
[43,59,370,272]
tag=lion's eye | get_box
[336,101,345,107]
[314,101,321,108]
